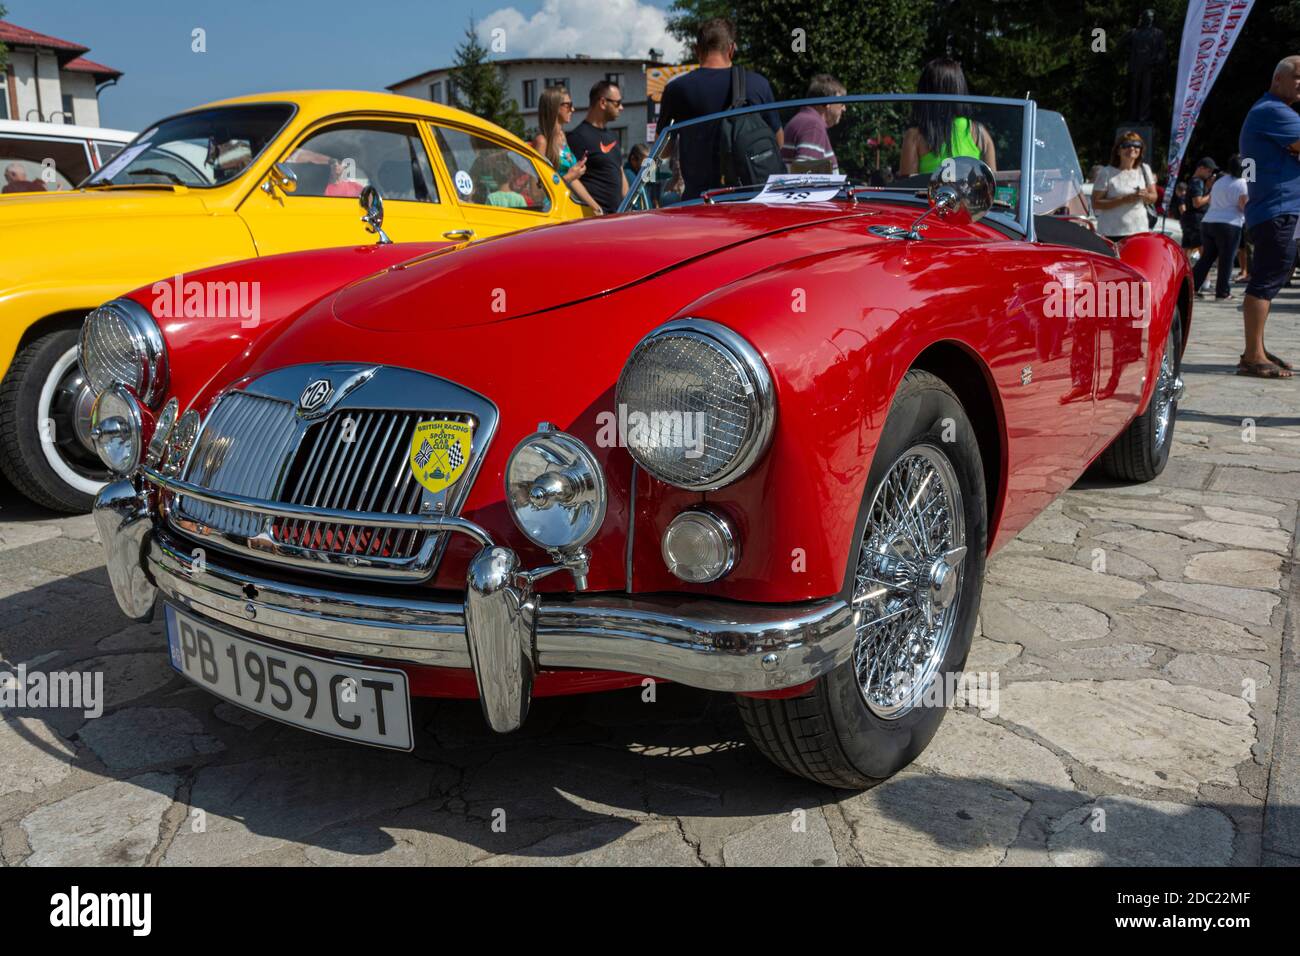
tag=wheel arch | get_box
[908,340,1007,550]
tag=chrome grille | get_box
[271,411,473,559]
[179,392,299,536]
[165,364,498,582]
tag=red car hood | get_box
[332,203,866,331]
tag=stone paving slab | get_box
[1,288,1298,867]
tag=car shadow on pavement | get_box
[2,559,1294,866]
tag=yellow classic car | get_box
[0,89,586,512]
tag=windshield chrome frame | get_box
[81,101,300,190]
[619,92,1037,239]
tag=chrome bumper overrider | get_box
[94,479,854,733]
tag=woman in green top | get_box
[899,58,997,176]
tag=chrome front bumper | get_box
[94,480,854,732]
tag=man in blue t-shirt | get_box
[657,17,783,200]
[1238,55,1300,378]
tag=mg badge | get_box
[299,379,333,414]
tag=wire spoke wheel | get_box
[851,443,966,719]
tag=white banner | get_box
[1164,0,1255,194]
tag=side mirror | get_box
[260,162,298,196]
[359,185,391,245]
[872,156,998,241]
[928,156,995,222]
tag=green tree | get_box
[669,0,926,99]
[448,21,524,138]
[668,0,928,176]
[0,4,9,74]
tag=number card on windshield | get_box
[749,173,847,204]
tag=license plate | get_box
[164,605,413,750]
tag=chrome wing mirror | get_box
[260,162,298,197]
[927,155,995,222]
[871,156,996,240]
[359,185,391,245]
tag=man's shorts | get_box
[1245,214,1299,301]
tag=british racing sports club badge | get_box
[409,419,473,494]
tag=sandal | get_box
[1267,350,1293,370]
[1237,360,1292,379]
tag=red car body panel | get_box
[125,199,1188,699]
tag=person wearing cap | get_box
[1181,157,1217,261]
[1237,55,1300,378]
[1193,154,1249,300]
[1091,132,1157,242]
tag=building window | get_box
[61,93,75,123]
[606,72,623,90]
[0,85,8,121]
[429,80,443,104]
[447,81,461,108]
[522,79,537,109]
[543,77,569,95]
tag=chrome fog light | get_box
[506,423,607,551]
[662,509,736,583]
[161,409,201,474]
[144,397,178,467]
[90,385,142,474]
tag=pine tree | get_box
[448,21,525,138]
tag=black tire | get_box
[1097,311,1182,482]
[737,370,988,789]
[0,328,107,513]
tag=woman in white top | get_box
[1193,154,1249,300]
[1091,132,1157,241]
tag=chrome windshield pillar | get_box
[464,546,537,732]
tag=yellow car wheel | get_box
[0,328,108,513]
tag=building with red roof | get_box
[0,20,122,127]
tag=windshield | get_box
[1033,109,1089,219]
[84,104,294,188]
[622,94,1033,232]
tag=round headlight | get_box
[90,385,143,474]
[662,509,737,583]
[615,319,774,490]
[145,397,179,467]
[79,299,168,405]
[506,425,607,552]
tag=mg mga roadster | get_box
[87,95,1189,788]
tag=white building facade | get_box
[388,56,665,151]
[0,20,122,127]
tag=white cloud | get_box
[480,0,686,61]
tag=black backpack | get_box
[718,66,784,186]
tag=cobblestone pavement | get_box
[1,288,1298,867]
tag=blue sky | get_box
[5,0,681,131]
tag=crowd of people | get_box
[527,19,1300,381]
[1138,56,1300,380]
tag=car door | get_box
[427,122,566,241]
[237,116,468,254]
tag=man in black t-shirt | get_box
[566,80,628,214]
[657,17,783,199]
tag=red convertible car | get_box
[87,95,1189,788]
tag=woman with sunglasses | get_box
[531,85,603,214]
[1092,133,1157,242]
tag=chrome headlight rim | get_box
[505,424,608,552]
[79,298,169,407]
[89,384,143,475]
[616,317,775,491]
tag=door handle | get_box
[443,229,474,241]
